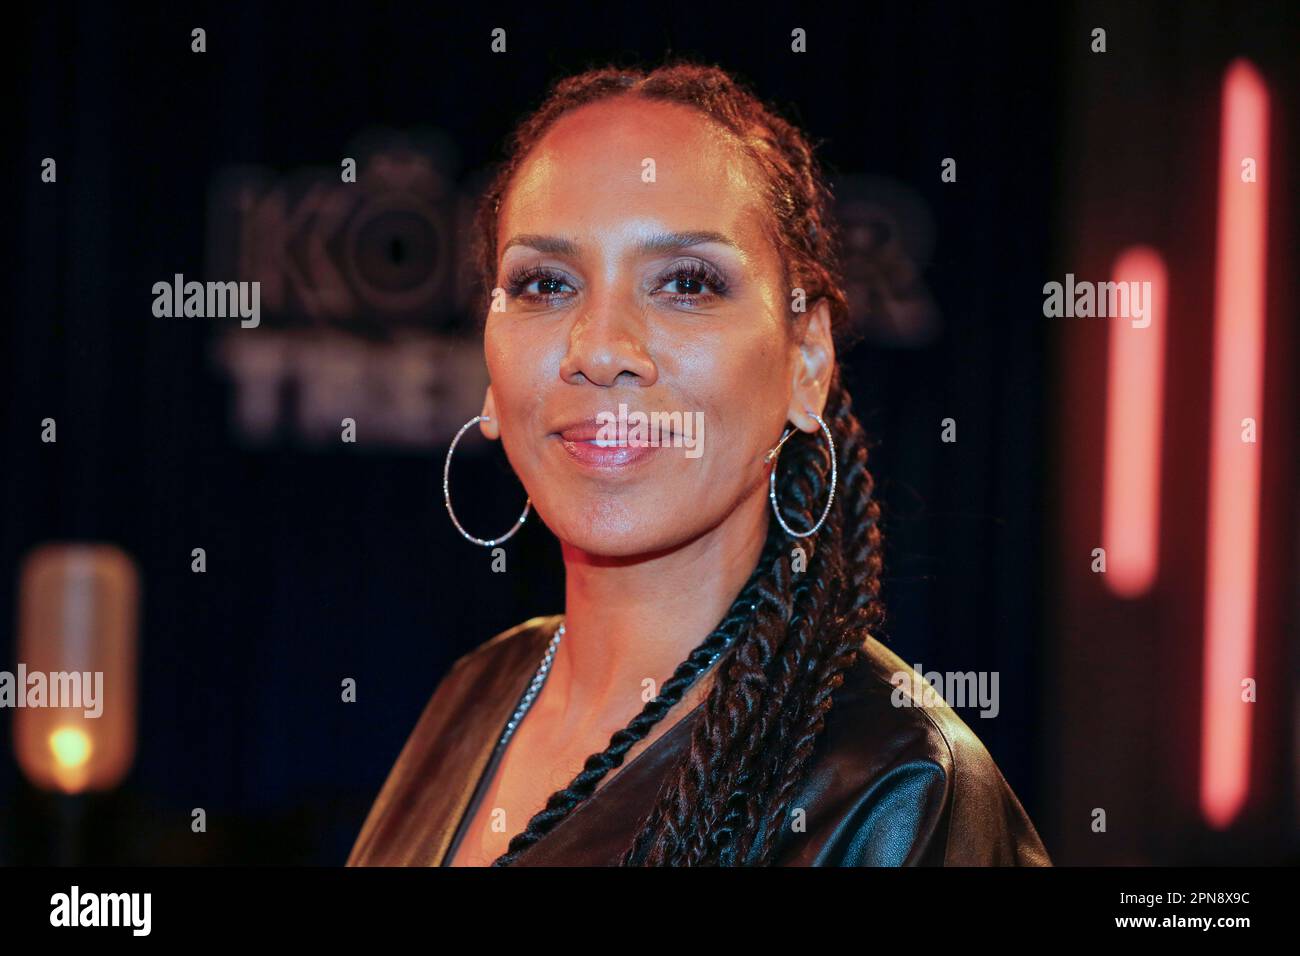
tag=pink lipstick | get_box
[552,416,665,472]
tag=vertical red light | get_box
[1200,59,1269,829]
[1102,246,1167,597]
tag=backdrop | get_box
[4,0,1296,865]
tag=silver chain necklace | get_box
[498,622,565,748]
[497,611,749,749]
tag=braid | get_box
[670,399,841,865]
[637,371,878,867]
[491,528,786,866]
[723,471,844,862]
[664,542,802,865]
[475,59,889,866]
[742,373,886,864]
[619,528,792,866]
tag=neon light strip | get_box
[1102,247,1167,598]
[1200,59,1270,829]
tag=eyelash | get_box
[503,260,730,307]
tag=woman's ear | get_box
[479,386,500,440]
[787,299,835,431]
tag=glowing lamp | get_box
[13,544,140,794]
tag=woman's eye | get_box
[654,262,729,304]
[503,261,728,307]
[505,268,576,303]
[662,274,706,295]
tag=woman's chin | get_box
[544,510,704,562]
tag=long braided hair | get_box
[471,59,887,865]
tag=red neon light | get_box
[1200,59,1270,829]
[1102,247,1167,597]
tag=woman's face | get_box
[482,96,832,557]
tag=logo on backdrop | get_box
[204,130,487,450]
[201,132,938,449]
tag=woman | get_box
[348,60,1051,866]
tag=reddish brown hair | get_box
[470,58,851,341]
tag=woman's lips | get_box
[551,416,676,472]
[554,434,661,470]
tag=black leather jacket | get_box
[348,615,1052,866]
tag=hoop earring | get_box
[765,411,837,538]
[444,414,531,547]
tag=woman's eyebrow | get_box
[501,230,739,257]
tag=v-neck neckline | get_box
[439,616,558,867]
[438,616,712,866]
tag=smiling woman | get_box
[347,58,1051,867]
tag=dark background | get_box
[4,0,1297,865]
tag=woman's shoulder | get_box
[829,632,1012,781]
[385,614,562,752]
[447,614,562,676]
[418,614,562,716]
[418,615,1052,866]
[786,630,1053,866]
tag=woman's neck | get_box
[545,489,771,733]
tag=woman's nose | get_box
[558,293,658,388]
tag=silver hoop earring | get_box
[765,411,837,538]
[444,414,531,547]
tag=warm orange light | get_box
[48,727,94,793]
[1102,246,1167,597]
[49,727,93,767]
[1200,59,1270,829]
[13,544,140,795]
